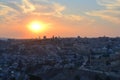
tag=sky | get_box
[0,0,120,38]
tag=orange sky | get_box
[0,0,120,38]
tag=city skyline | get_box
[0,0,120,38]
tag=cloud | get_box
[0,0,90,24]
[0,2,21,23]
[86,10,120,24]
[86,0,120,24]
[97,0,120,9]
[22,0,35,13]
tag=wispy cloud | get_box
[97,0,120,9]
[0,0,89,24]
[0,0,98,38]
[22,0,35,13]
[0,2,21,23]
[86,0,120,24]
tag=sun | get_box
[28,21,43,33]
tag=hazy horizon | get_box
[0,0,120,38]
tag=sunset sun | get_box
[28,21,44,33]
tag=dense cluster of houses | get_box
[0,37,120,80]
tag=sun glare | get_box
[28,21,43,33]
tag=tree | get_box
[106,61,111,66]
[94,74,102,80]
[75,75,81,80]
[29,75,42,80]
[105,76,111,80]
